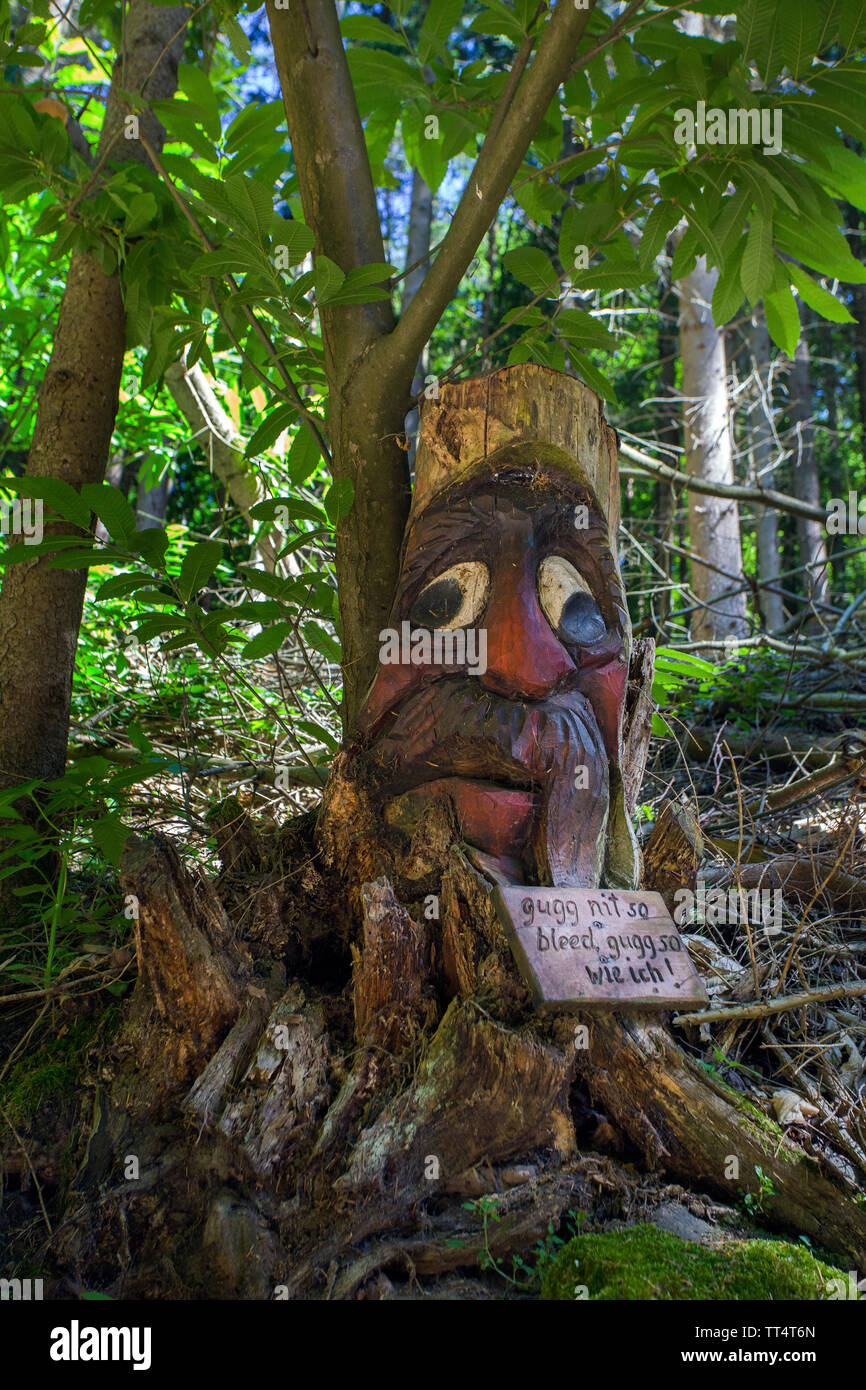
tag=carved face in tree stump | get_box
[354,366,638,890]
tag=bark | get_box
[654,247,679,632]
[402,167,434,470]
[787,310,831,618]
[746,311,785,632]
[135,460,171,530]
[849,273,866,467]
[678,256,749,649]
[0,0,186,791]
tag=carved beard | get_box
[366,679,609,886]
[353,476,629,887]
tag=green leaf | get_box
[574,263,649,292]
[639,201,680,271]
[223,15,251,63]
[131,527,169,570]
[223,174,274,242]
[323,261,395,306]
[740,208,774,304]
[774,204,866,282]
[302,621,341,664]
[178,540,222,601]
[781,0,826,76]
[764,272,801,357]
[272,219,316,270]
[786,64,866,145]
[502,246,559,297]
[92,813,130,868]
[288,428,322,486]
[95,573,158,602]
[245,404,298,458]
[569,353,618,406]
[241,623,292,659]
[223,101,284,157]
[418,0,464,63]
[554,307,616,352]
[341,14,408,46]
[711,238,746,324]
[0,475,90,528]
[177,62,220,139]
[324,478,354,524]
[125,190,157,237]
[312,254,346,304]
[788,263,855,323]
[711,184,754,262]
[79,483,137,547]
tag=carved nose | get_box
[480,557,575,699]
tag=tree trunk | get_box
[746,310,785,632]
[654,247,679,634]
[402,167,434,469]
[44,375,866,1298]
[0,0,186,791]
[135,459,171,530]
[850,283,866,468]
[787,309,831,620]
[678,256,750,649]
[164,356,298,575]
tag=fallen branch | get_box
[673,980,866,1028]
[620,440,828,524]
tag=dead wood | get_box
[622,637,656,815]
[118,833,251,1096]
[641,799,704,912]
[734,856,866,914]
[575,1011,866,1266]
[352,878,437,1051]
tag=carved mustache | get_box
[363,679,610,886]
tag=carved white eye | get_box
[409,561,489,631]
[538,555,606,645]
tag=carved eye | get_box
[409,561,489,631]
[538,555,606,645]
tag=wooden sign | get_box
[492,886,708,1012]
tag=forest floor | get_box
[1,644,865,1299]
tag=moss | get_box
[0,1006,120,1127]
[540,1224,841,1301]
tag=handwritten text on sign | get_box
[492,887,709,1011]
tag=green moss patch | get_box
[541,1224,840,1301]
[0,1007,119,1128]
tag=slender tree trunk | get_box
[164,357,297,575]
[0,0,186,791]
[135,458,171,530]
[655,248,679,633]
[850,283,866,467]
[678,256,749,649]
[747,311,785,632]
[402,168,434,470]
[268,0,410,728]
[788,308,831,619]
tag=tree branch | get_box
[265,0,393,382]
[377,0,601,379]
[620,440,829,524]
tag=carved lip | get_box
[391,777,538,859]
[380,742,540,796]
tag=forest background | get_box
[1,0,866,1299]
